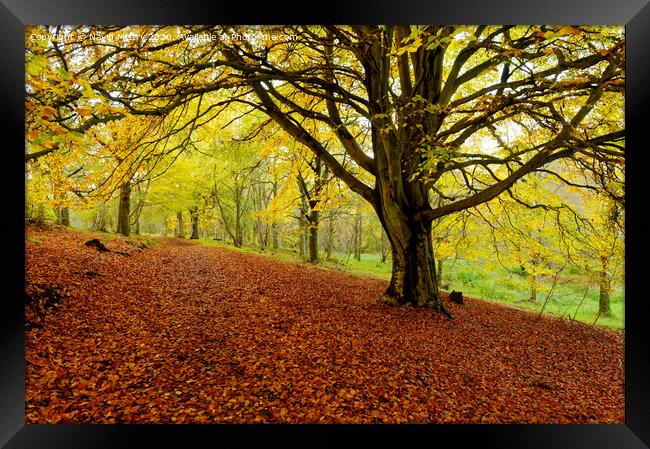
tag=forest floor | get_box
[25,224,624,424]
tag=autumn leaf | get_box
[40,106,57,120]
[75,107,93,117]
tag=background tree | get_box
[560,192,624,316]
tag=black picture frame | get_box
[2,1,648,447]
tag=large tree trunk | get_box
[599,257,611,316]
[190,207,199,239]
[379,216,451,318]
[117,182,131,236]
[373,146,451,317]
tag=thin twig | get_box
[572,282,591,322]
[537,264,566,319]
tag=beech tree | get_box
[561,193,624,316]
[25,25,625,317]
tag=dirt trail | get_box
[155,236,200,246]
[25,227,624,423]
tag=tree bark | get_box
[117,182,131,236]
[528,274,538,303]
[380,229,388,263]
[326,213,334,259]
[272,223,279,250]
[378,214,451,318]
[190,207,199,239]
[234,217,243,247]
[271,180,280,250]
[599,257,611,315]
[176,211,184,238]
[233,185,244,247]
[353,210,362,261]
[59,207,70,227]
[130,181,148,236]
[308,209,319,263]
[132,196,141,235]
[297,210,305,258]
[93,204,109,232]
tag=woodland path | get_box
[25,227,624,423]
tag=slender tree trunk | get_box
[234,223,242,247]
[177,211,184,238]
[93,204,108,232]
[528,273,538,302]
[251,183,266,250]
[255,219,263,250]
[130,181,148,236]
[117,182,131,236]
[59,206,70,227]
[326,213,333,259]
[234,216,242,247]
[190,207,199,239]
[271,181,279,250]
[298,211,305,257]
[233,186,243,247]
[297,180,309,260]
[308,209,319,263]
[272,223,279,250]
[256,217,268,251]
[306,157,325,263]
[599,257,611,315]
[131,200,144,235]
[354,210,362,261]
[35,204,45,222]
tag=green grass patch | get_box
[327,252,392,279]
[441,258,624,329]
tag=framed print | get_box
[2,0,649,447]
